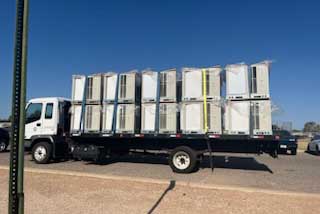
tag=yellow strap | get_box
[202,69,208,133]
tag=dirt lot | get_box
[1,169,319,214]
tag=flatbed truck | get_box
[24,97,279,173]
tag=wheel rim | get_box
[173,151,191,170]
[0,142,6,151]
[34,146,47,162]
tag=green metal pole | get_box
[9,0,29,213]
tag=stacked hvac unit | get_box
[115,71,141,134]
[70,74,103,133]
[224,62,272,135]
[180,67,223,134]
[141,69,177,134]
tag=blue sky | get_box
[0,0,319,129]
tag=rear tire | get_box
[0,140,7,152]
[169,146,197,174]
[32,142,52,164]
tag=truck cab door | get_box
[42,102,58,136]
[25,102,44,140]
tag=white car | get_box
[308,135,320,155]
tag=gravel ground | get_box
[0,152,319,194]
[1,169,319,214]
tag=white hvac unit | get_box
[71,75,86,103]
[250,62,270,99]
[142,70,158,102]
[160,69,177,102]
[118,71,141,103]
[70,104,83,133]
[182,67,222,101]
[103,72,118,102]
[251,100,272,135]
[226,64,250,100]
[224,101,250,135]
[159,103,177,134]
[84,105,101,133]
[86,74,102,104]
[181,102,221,134]
[141,103,156,133]
[116,104,140,133]
[102,104,114,133]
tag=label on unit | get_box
[71,75,86,103]
[224,101,250,135]
[251,100,272,135]
[182,67,221,101]
[250,62,270,99]
[226,64,249,100]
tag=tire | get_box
[291,149,297,155]
[169,146,197,174]
[32,142,52,164]
[0,140,8,152]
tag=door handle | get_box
[36,123,41,127]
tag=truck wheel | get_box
[0,140,7,152]
[32,142,52,164]
[169,146,197,173]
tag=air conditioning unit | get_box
[182,67,222,101]
[224,100,250,135]
[142,70,158,102]
[116,104,140,134]
[250,62,270,99]
[71,75,86,103]
[86,74,102,104]
[102,103,115,133]
[84,105,101,133]
[159,103,177,134]
[180,101,221,134]
[118,71,141,103]
[141,103,156,133]
[226,64,250,100]
[159,69,177,102]
[70,104,83,133]
[103,72,118,102]
[251,100,272,135]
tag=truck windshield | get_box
[26,103,42,124]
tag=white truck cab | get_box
[25,97,71,163]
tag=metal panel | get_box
[116,104,138,133]
[86,74,102,103]
[102,104,114,132]
[72,75,86,102]
[206,67,222,100]
[118,71,140,103]
[103,73,117,102]
[70,105,82,132]
[181,102,204,134]
[251,100,272,135]
[250,62,270,99]
[226,64,249,100]
[141,103,156,133]
[84,105,101,132]
[142,71,158,102]
[224,101,250,135]
[159,103,177,133]
[182,68,202,101]
[207,101,222,134]
[160,69,177,102]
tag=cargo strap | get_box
[112,74,120,133]
[155,71,161,133]
[80,76,88,133]
[202,69,208,133]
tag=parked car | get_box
[0,128,10,152]
[274,130,297,155]
[307,135,320,155]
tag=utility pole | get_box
[9,0,29,214]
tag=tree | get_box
[303,122,320,133]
